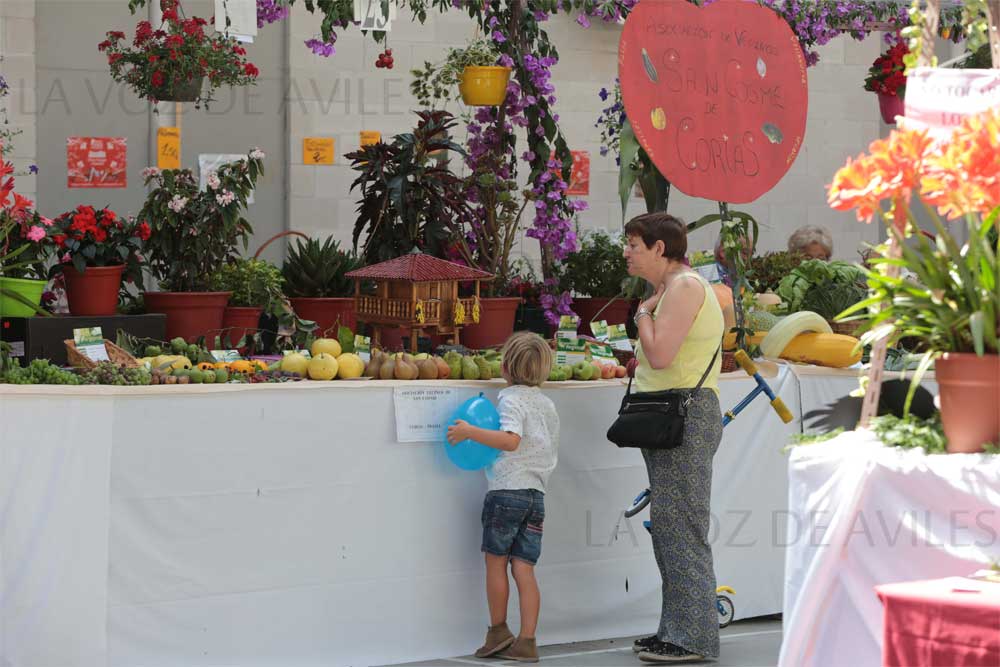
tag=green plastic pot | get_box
[0,277,46,317]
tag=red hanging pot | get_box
[877,91,905,125]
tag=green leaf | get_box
[338,325,355,353]
[618,119,641,221]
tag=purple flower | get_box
[491,30,506,44]
[28,164,38,174]
[576,14,591,28]
[257,0,290,27]
[498,54,515,68]
[598,87,609,101]
[304,38,335,57]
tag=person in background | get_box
[787,225,833,261]
[693,232,755,288]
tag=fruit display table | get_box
[0,363,913,667]
[779,431,1000,667]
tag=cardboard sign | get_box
[902,68,1000,140]
[360,131,381,146]
[590,320,609,341]
[157,127,180,170]
[67,137,127,189]
[215,0,258,42]
[353,0,395,31]
[211,350,241,363]
[619,0,808,203]
[303,137,335,165]
[393,387,463,442]
[550,150,591,195]
[608,324,633,352]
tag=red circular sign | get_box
[619,0,808,204]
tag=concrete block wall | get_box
[286,7,887,264]
[0,0,37,202]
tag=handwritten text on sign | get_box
[619,0,807,203]
[394,387,465,443]
[303,137,335,165]
[902,68,1000,140]
[157,127,180,170]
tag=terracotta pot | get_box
[222,306,263,349]
[572,297,636,335]
[935,352,1000,454]
[460,297,522,350]
[377,326,409,352]
[143,291,231,343]
[877,91,905,125]
[62,264,124,316]
[288,297,356,336]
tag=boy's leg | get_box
[485,553,510,625]
[510,559,539,638]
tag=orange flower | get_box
[828,128,933,223]
[921,108,1000,219]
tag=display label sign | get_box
[303,137,335,165]
[67,137,127,189]
[902,67,1000,140]
[393,386,464,442]
[157,127,180,170]
[619,0,808,203]
[73,327,109,362]
[360,131,381,146]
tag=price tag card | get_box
[393,387,463,442]
[360,131,381,147]
[354,335,372,362]
[157,127,180,170]
[73,327,110,362]
[590,320,609,342]
[555,336,587,366]
[590,342,618,365]
[211,350,242,363]
[608,324,633,352]
[303,137,334,165]
[555,315,580,344]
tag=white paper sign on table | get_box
[393,387,464,443]
[902,67,1000,139]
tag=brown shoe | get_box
[497,636,539,663]
[474,622,515,658]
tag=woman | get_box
[623,212,724,664]
[787,225,833,261]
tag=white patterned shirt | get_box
[486,385,560,493]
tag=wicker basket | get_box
[829,320,862,337]
[721,350,739,374]
[64,339,141,369]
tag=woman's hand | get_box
[641,282,666,313]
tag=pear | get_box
[379,358,397,380]
[401,352,416,365]
[417,358,439,380]
[364,353,384,378]
[433,356,451,379]
[395,359,419,380]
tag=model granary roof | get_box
[345,252,494,283]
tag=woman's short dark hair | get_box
[624,213,687,260]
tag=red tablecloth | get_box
[876,577,1000,667]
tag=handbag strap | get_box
[623,341,722,397]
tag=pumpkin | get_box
[198,362,216,371]
[228,360,255,374]
[213,361,230,370]
[711,283,736,331]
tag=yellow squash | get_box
[779,333,862,368]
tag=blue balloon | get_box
[444,392,501,470]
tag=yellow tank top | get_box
[635,271,724,394]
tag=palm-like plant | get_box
[282,236,361,298]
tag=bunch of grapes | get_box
[0,359,83,385]
[80,362,152,386]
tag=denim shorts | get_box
[481,489,545,565]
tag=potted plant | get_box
[776,259,868,333]
[210,257,284,347]
[864,40,908,125]
[747,251,807,295]
[100,0,259,109]
[0,147,49,316]
[410,37,508,109]
[346,110,469,265]
[139,148,264,341]
[560,230,632,334]
[831,110,999,453]
[282,236,362,336]
[42,206,147,316]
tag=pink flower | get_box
[61,252,72,264]
[40,216,54,227]
[26,225,46,242]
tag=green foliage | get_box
[282,236,362,298]
[210,258,284,308]
[560,230,628,298]
[777,259,867,315]
[747,251,807,294]
[345,111,469,264]
[870,413,947,454]
[410,37,501,110]
[139,150,263,292]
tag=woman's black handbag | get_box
[606,346,720,450]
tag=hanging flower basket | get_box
[459,66,511,106]
[152,75,204,103]
[877,91,905,125]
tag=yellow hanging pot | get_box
[459,66,512,106]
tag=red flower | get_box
[163,8,178,21]
[169,49,179,61]
[53,234,67,248]
[166,34,184,48]
[244,63,259,77]
[137,222,152,241]
[108,53,123,65]
[148,55,159,63]
[151,71,165,88]
[233,45,247,56]
[98,40,112,52]
[92,227,108,243]
[108,31,126,40]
